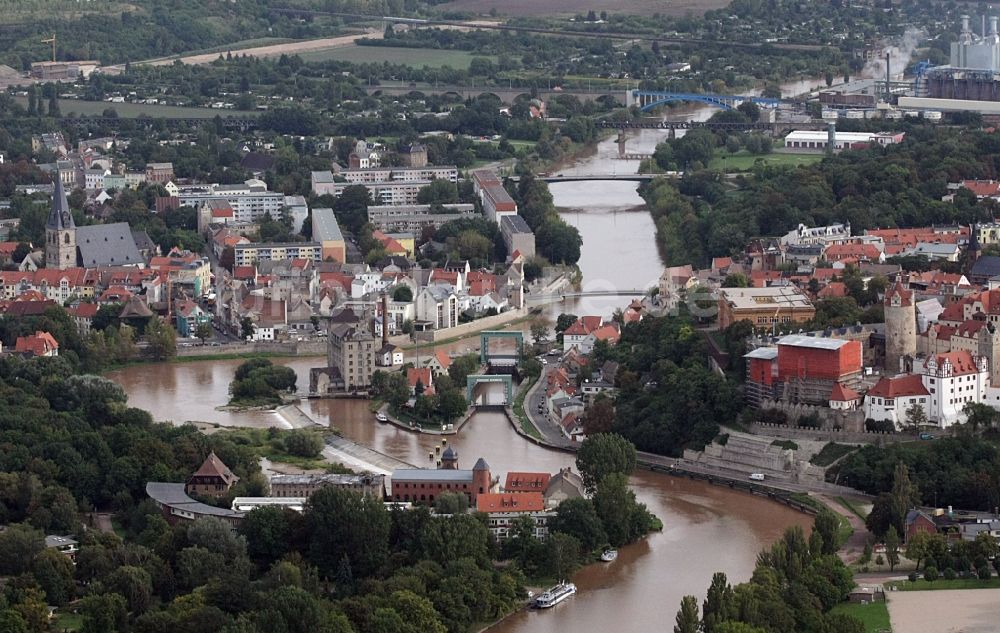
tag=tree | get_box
[963,402,997,435]
[906,530,931,570]
[417,179,459,204]
[529,319,549,345]
[436,389,468,422]
[240,316,256,340]
[0,524,44,575]
[188,519,247,562]
[885,526,901,572]
[702,572,736,633]
[592,473,650,546]
[240,506,290,568]
[31,548,75,606]
[905,401,927,432]
[144,316,176,360]
[195,322,212,344]
[890,463,919,537]
[393,285,413,302]
[536,221,582,265]
[433,492,469,515]
[550,497,607,552]
[79,593,128,633]
[107,565,153,615]
[555,313,578,335]
[581,396,615,436]
[813,508,841,556]
[306,486,390,579]
[722,273,750,288]
[674,595,700,633]
[541,532,581,580]
[576,433,637,493]
[333,185,372,234]
[284,430,323,457]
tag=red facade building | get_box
[745,334,863,406]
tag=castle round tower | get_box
[884,281,916,374]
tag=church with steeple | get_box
[44,176,145,269]
[45,179,77,270]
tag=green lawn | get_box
[708,149,823,171]
[513,374,542,440]
[888,577,1000,591]
[810,442,858,467]
[298,45,485,69]
[14,97,257,119]
[835,495,868,522]
[829,601,891,633]
[52,610,85,632]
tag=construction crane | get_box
[40,33,56,63]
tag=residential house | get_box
[503,472,551,493]
[376,343,404,367]
[416,285,459,329]
[185,452,239,498]
[562,316,604,354]
[426,350,452,378]
[407,367,435,396]
[544,468,585,507]
[14,331,59,357]
[175,300,212,338]
[477,492,552,540]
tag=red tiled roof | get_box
[825,243,881,261]
[68,303,99,319]
[962,180,1000,197]
[504,472,551,492]
[407,367,433,390]
[233,266,257,281]
[712,256,733,270]
[830,382,860,402]
[14,330,59,356]
[591,324,620,344]
[818,281,848,298]
[191,452,238,485]
[433,350,452,370]
[476,492,545,513]
[931,350,982,376]
[884,282,913,307]
[867,374,928,398]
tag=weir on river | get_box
[107,96,823,632]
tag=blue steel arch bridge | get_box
[631,90,784,112]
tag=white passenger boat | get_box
[600,549,618,562]
[534,582,577,608]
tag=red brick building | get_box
[390,453,493,504]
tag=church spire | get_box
[46,177,75,231]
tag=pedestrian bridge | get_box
[631,90,783,112]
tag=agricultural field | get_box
[296,45,485,69]
[435,0,730,17]
[13,97,257,119]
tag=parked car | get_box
[919,432,935,440]
[749,473,765,481]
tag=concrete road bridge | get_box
[365,83,625,104]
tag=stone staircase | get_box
[683,431,826,484]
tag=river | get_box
[108,358,811,631]
[106,94,817,631]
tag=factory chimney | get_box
[885,51,891,96]
[991,16,999,38]
[826,122,836,155]
[961,14,973,44]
